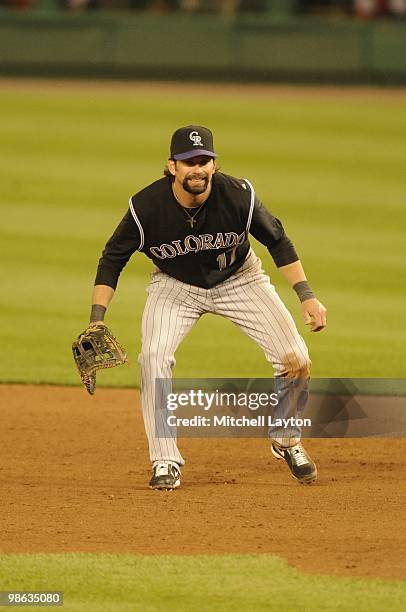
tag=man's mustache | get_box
[187,173,207,180]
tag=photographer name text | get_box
[166,415,311,428]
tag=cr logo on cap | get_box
[189,131,203,147]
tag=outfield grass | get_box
[1,82,405,385]
[0,553,404,611]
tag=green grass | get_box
[1,82,406,385]
[0,553,404,611]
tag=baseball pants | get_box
[138,249,311,466]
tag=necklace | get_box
[172,185,207,228]
[182,204,204,228]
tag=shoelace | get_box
[155,463,171,477]
[154,462,178,477]
[291,445,309,467]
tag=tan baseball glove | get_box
[72,323,128,395]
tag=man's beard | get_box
[182,174,209,195]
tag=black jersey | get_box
[95,172,298,290]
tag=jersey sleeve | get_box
[94,203,143,289]
[249,197,299,267]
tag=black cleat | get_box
[271,442,317,484]
[149,461,181,490]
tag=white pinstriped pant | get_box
[138,249,311,466]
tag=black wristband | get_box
[293,281,315,303]
[90,304,106,323]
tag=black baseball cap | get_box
[170,125,217,161]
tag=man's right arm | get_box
[90,203,142,324]
[94,206,142,289]
[90,285,115,325]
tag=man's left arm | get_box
[277,260,327,333]
[249,197,326,332]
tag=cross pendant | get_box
[187,218,195,228]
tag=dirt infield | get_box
[1,385,405,580]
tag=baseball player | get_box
[89,125,327,490]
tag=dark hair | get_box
[163,166,174,180]
[163,159,219,180]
